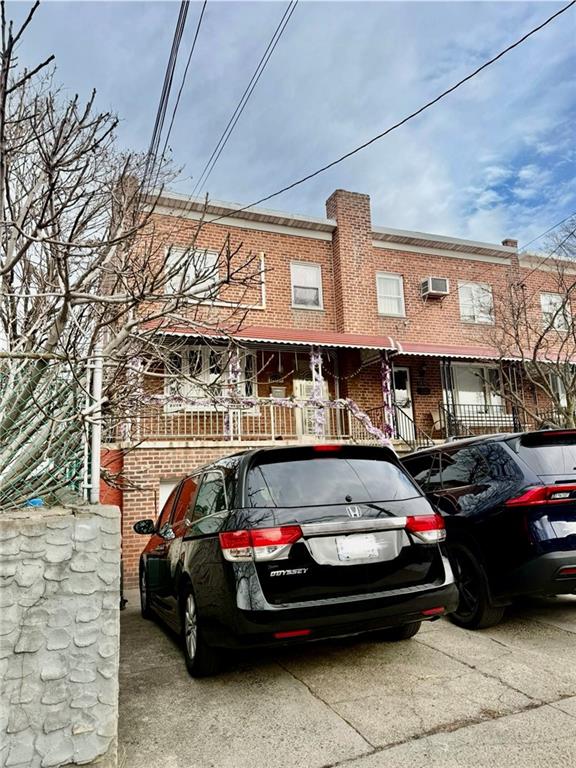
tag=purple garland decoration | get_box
[309,347,326,437]
[380,352,394,438]
[223,349,242,439]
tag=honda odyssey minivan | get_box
[133,444,458,676]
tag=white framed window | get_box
[451,364,502,408]
[164,247,219,299]
[540,292,569,331]
[290,262,323,309]
[165,346,256,410]
[376,272,405,316]
[458,281,494,324]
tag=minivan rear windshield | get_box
[510,431,576,477]
[245,457,420,508]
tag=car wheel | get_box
[181,585,221,678]
[375,621,422,641]
[139,564,153,620]
[448,542,505,629]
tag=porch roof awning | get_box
[162,324,396,350]
[393,341,501,360]
[235,326,396,349]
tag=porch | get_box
[107,334,563,454]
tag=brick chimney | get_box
[326,190,373,333]
[501,238,520,277]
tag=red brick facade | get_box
[105,188,574,587]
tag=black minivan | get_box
[402,430,576,629]
[134,444,458,676]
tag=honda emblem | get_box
[346,505,362,519]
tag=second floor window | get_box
[290,262,323,309]
[165,248,219,299]
[376,273,405,316]
[458,281,494,324]
[540,292,569,331]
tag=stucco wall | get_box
[0,505,121,768]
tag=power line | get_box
[199,0,575,227]
[142,0,190,192]
[520,210,576,251]
[522,223,576,279]
[191,0,298,198]
[159,0,209,174]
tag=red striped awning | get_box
[162,324,396,350]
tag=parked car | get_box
[402,430,576,629]
[133,444,458,676]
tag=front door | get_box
[392,367,415,441]
[293,379,330,436]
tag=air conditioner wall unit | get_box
[421,277,450,298]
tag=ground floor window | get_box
[450,365,502,409]
[165,346,256,409]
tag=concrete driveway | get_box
[119,591,576,768]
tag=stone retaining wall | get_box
[0,505,121,768]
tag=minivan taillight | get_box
[219,526,302,562]
[405,514,446,543]
[505,485,576,507]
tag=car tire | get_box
[180,584,221,678]
[139,563,153,620]
[448,542,505,629]
[375,621,422,641]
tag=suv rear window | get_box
[246,456,420,508]
[510,432,576,477]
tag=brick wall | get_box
[120,445,237,588]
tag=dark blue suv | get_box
[402,430,576,629]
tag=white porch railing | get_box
[110,398,386,445]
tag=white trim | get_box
[290,261,324,310]
[152,204,334,241]
[372,225,516,255]
[376,272,406,317]
[373,239,511,265]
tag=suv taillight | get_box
[505,484,576,506]
[405,514,446,543]
[219,526,302,562]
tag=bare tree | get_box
[0,3,262,507]
[488,218,576,429]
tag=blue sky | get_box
[9,0,576,248]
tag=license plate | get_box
[336,534,379,561]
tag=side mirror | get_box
[158,522,176,541]
[133,519,156,535]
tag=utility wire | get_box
[158,0,208,179]
[199,0,576,227]
[191,0,298,198]
[520,210,576,251]
[142,0,190,193]
[522,223,576,279]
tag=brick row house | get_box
[104,188,575,586]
